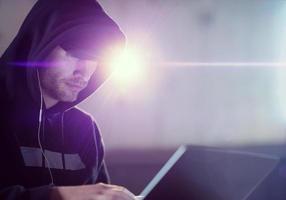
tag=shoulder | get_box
[64,106,98,129]
[65,106,93,120]
[64,106,103,145]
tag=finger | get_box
[111,186,137,200]
[93,183,137,200]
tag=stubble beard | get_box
[43,79,79,103]
[55,81,79,102]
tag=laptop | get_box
[139,145,286,200]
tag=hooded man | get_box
[0,0,137,200]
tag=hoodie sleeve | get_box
[95,160,110,184]
[0,185,52,200]
[84,159,110,185]
[92,121,110,184]
[83,121,110,185]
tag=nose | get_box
[73,60,97,81]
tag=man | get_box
[0,0,137,199]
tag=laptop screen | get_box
[140,145,286,200]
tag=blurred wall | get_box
[1,0,286,152]
[83,0,286,149]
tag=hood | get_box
[0,0,126,114]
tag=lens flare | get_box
[108,47,146,89]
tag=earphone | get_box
[36,69,54,185]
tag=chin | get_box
[66,96,78,102]
[57,90,80,102]
[60,94,78,102]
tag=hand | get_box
[50,183,138,200]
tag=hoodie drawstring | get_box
[61,112,66,170]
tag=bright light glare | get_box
[109,47,146,88]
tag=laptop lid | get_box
[140,145,286,200]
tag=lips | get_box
[66,81,87,91]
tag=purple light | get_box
[8,61,65,68]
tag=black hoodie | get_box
[0,0,125,199]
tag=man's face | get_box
[39,46,98,103]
